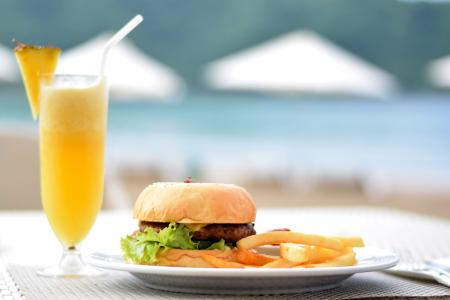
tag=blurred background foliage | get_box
[2,0,450,88]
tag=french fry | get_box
[236,249,278,266]
[300,252,357,268]
[261,258,301,268]
[280,243,308,263]
[201,254,247,268]
[307,246,343,263]
[341,247,356,254]
[237,231,343,251]
[280,243,341,264]
[332,236,365,247]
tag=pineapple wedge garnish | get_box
[14,40,61,119]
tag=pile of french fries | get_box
[201,231,364,268]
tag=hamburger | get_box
[121,181,257,267]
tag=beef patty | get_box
[139,221,256,243]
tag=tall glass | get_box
[38,75,108,277]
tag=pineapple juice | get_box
[39,76,108,247]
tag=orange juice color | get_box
[39,77,108,247]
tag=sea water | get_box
[1,90,450,185]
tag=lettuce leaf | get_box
[120,222,228,264]
[204,239,227,250]
[196,239,230,250]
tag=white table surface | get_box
[1,206,450,299]
[1,206,449,267]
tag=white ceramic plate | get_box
[88,247,398,295]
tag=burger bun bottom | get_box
[129,249,237,268]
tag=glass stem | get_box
[37,245,102,277]
[59,245,86,274]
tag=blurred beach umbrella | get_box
[0,43,18,83]
[428,55,450,88]
[56,33,184,100]
[204,30,397,97]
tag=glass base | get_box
[37,247,103,278]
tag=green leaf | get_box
[121,222,200,264]
[205,239,228,250]
[160,223,198,249]
[139,227,160,242]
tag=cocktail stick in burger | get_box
[121,182,257,268]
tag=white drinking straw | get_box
[99,14,144,76]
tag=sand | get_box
[117,168,450,219]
